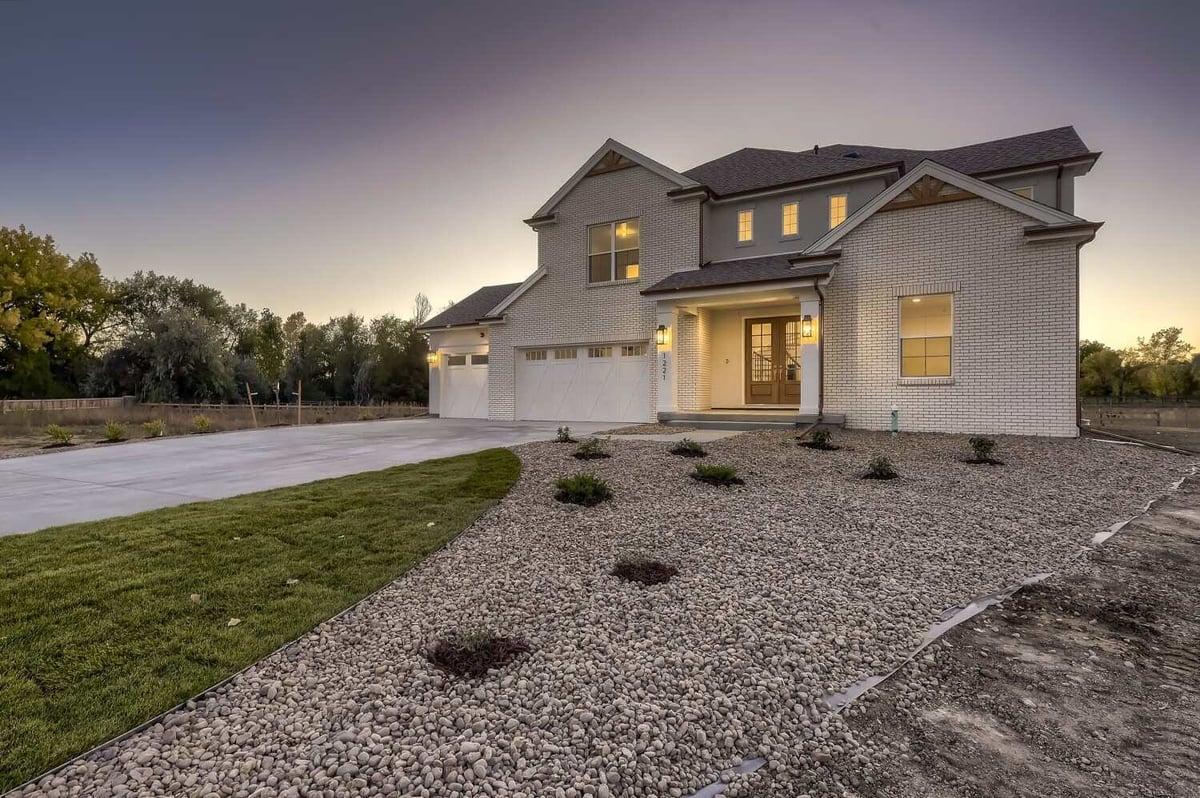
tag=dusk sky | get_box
[1,0,1196,348]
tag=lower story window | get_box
[446,354,467,366]
[899,293,952,377]
[620,344,646,357]
[554,348,578,360]
[470,354,489,365]
[588,346,612,358]
[524,350,547,361]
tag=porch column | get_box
[655,306,678,415]
[799,299,821,417]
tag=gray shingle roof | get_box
[418,282,521,330]
[683,127,1094,197]
[642,254,833,294]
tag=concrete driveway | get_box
[0,418,614,536]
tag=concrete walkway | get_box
[0,418,613,536]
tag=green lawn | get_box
[0,448,520,792]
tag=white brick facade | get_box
[823,198,1079,437]
[488,166,701,421]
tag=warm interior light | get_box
[655,324,669,347]
[801,315,813,338]
[616,222,630,237]
[911,297,922,303]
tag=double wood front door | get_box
[744,316,802,405]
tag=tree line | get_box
[1080,327,1199,401]
[1,225,435,404]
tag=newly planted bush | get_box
[555,426,575,443]
[192,415,213,434]
[967,436,1003,465]
[691,463,744,486]
[554,473,612,506]
[573,438,610,460]
[800,428,839,450]
[863,455,898,480]
[611,555,678,586]
[426,629,530,678]
[142,419,166,438]
[45,424,74,446]
[669,438,707,458]
[102,421,127,442]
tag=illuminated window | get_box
[524,350,547,361]
[781,202,799,237]
[587,346,612,358]
[1011,186,1033,199]
[446,354,467,366]
[828,195,847,229]
[621,344,646,357]
[554,348,578,360]
[588,219,640,282]
[470,354,488,365]
[899,294,952,377]
[737,209,754,243]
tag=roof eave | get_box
[705,162,903,202]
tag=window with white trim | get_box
[620,344,646,357]
[446,354,467,366]
[781,201,799,237]
[828,194,847,229]
[588,219,640,282]
[524,350,547,361]
[737,209,754,243]
[470,354,488,365]
[587,346,612,358]
[554,348,578,360]
[899,294,952,377]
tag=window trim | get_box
[780,201,800,240]
[736,207,755,246]
[469,353,489,366]
[620,343,646,357]
[553,347,578,360]
[587,218,640,284]
[828,194,848,230]
[445,354,467,367]
[898,293,953,380]
[587,346,613,359]
[524,349,547,362]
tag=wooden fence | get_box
[1,396,136,413]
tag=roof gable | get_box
[418,282,522,330]
[528,139,700,221]
[805,160,1084,253]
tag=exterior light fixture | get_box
[801,315,813,338]
[426,351,439,366]
[655,324,669,347]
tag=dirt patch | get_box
[426,631,530,678]
[611,556,678,585]
[839,473,1200,798]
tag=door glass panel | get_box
[784,320,801,381]
[751,322,773,382]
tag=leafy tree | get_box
[254,309,288,404]
[324,314,371,401]
[412,293,432,326]
[369,313,428,403]
[129,310,234,401]
[1135,327,1192,366]
[1146,362,1193,400]
[1078,339,1107,365]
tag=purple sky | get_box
[2,0,1196,347]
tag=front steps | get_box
[658,411,846,431]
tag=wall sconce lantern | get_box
[655,324,670,347]
[801,315,813,339]
[426,351,439,366]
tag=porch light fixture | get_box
[801,315,813,338]
[426,351,439,366]
[655,324,670,347]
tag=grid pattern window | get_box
[588,219,640,282]
[620,344,646,357]
[749,322,772,381]
[737,209,754,243]
[446,354,467,366]
[784,320,802,381]
[899,293,953,377]
[587,346,612,358]
[1011,186,1033,199]
[524,350,547,361]
[554,348,578,360]
[781,202,799,237]
[828,195,848,229]
[470,354,489,365]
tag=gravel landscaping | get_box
[17,430,1194,798]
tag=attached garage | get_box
[440,352,489,419]
[515,343,651,422]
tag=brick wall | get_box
[824,197,1079,437]
[488,165,701,420]
[675,308,713,411]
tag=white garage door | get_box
[441,353,489,419]
[516,343,651,422]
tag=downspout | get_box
[813,278,826,421]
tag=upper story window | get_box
[899,293,952,377]
[781,202,799,237]
[1011,186,1033,199]
[828,194,848,229]
[737,209,754,243]
[588,219,640,283]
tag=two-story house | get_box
[419,127,1101,436]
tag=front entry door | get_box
[744,316,802,405]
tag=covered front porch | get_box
[645,257,837,427]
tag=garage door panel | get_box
[442,362,488,419]
[516,345,650,423]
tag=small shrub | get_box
[554,473,612,506]
[800,428,839,451]
[103,421,127,442]
[45,424,74,445]
[555,426,575,443]
[314,414,326,424]
[967,436,1003,465]
[426,629,530,678]
[612,555,678,586]
[573,438,610,460]
[691,463,743,486]
[669,438,707,458]
[142,419,166,438]
[358,410,375,421]
[192,415,213,434]
[863,455,898,480]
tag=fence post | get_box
[297,380,302,426]
[246,383,258,429]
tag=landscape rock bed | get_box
[22,430,1193,797]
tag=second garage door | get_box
[516,343,651,422]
